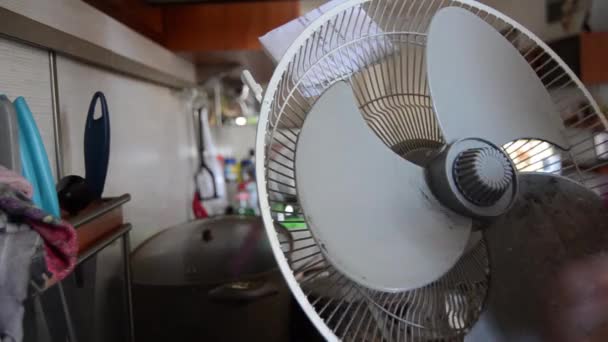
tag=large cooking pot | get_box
[131,216,290,341]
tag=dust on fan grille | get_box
[262,0,608,340]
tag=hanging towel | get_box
[0,183,77,342]
[0,212,38,342]
[0,185,77,283]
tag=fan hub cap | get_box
[454,147,515,207]
[426,138,518,219]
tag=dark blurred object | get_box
[546,255,608,342]
[472,173,608,341]
[545,32,608,86]
[547,0,567,23]
[132,216,290,341]
[57,175,96,215]
[548,36,581,77]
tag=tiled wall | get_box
[0,38,56,177]
[0,36,198,248]
[56,56,198,247]
[210,124,257,161]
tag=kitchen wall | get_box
[0,35,199,248]
[0,38,56,177]
[210,125,257,161]
[56,57,198,248]
[0,6,194,340]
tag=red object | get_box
[28,219,77,283]
[192,191,208,219]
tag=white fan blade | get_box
[296,81,472,292]
[427,7,568,148]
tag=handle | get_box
[198,164,218,200]
[208,280,278,304]
[87,91,109,119]
[196,108,218,200]
[84,91,111,199]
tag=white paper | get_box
[259,0,391,97]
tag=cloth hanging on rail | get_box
[0,184,77,284]
[0,181,77,342]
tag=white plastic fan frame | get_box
[256,0,605,341]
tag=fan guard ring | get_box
[256,0,607,341]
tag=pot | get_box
[131,216,290,341]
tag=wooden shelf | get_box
[34,194,133,293]
[62,194,131,259]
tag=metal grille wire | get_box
[259,0,608,340]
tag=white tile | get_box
[0,37,56,178]
[56,56,198,248]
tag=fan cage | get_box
[257,0,608,341]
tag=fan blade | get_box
[296,81,472,292]
[468,173,608,341]
[427,7,568,149]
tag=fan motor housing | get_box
[426,138,518,220]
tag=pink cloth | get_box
[0,165,33,199]
[28,219,77,282]
[0,174,77,283]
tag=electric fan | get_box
[254,0,608,340]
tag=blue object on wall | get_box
[14,97,60,217]
[84,91,111,198]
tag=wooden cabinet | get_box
[84,0,300,52]
[162,1,299,51]
[581,32,608,85]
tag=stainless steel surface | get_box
[49,51,63,180]
[0,7,193,89]
[122,231,135,342]
[71,224,134,342]
[132,216,290,342]
[131,216,276,286]
[57,283,78,342]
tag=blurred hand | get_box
[545,255,608,342]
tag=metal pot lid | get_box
[132,216,277,286]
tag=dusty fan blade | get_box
[427,7,568,149]
[468,173,608,341]
[295,81,472,292]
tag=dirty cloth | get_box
[0,167,32,200]
[0,184,77,342]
